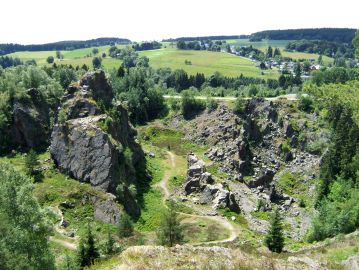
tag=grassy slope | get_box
[7,44,278,78]
[139,46,278,78]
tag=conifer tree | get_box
[25,149,39,176]
[265,208,284,253]
[104,232,116,255]
[118,213,134,238]
[156,200,184,247]
[77,224,99,267]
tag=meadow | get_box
[5,39,333,78]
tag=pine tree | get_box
[118,213,134,238]
[104,232,116,255]
[77,224,99,267]
[265,208,284,253]
[156,200,184,247]
[86,225,99,265]
[25,149,39,176]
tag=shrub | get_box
[181,90,205,119]
[206,98,218,112]
[233,98,245,116]
[298,95,314,112]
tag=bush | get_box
[233,98,245,116]
[181,90,205,119]
[46,56,54,64]
[298,95,314,112]
[206,98,218,112]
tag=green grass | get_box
[251,211,271,221]
[140,46,278,78]
[180,216,230,243]
[135,188,165,232]
[7,45,123,68]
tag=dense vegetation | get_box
[286,40,355,58]
[0,38,130,55]
[176,40,224,52]
[0,164,55,270]
[132,41,162,51]
[0,56,23,68]
[250,28,356,43]
[163,35,243,42]
[306,81,359,242]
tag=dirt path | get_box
[156,151,239,245]
[49,236,77,250]
[163,94,298,101]
[49,206,78,250]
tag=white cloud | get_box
[0,0,358,44]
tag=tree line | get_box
[0,38,130,56]
[286,40,355,58]
[250,28,356,43]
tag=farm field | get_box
[139,46,278,78]
[6,45,280,78]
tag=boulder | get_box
[93,196,122,224]
[248,170,274,188]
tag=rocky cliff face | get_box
[8,88,51,151]
[50,70,143,217]
[176,98,327,238]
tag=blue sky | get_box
[1,0,358,44]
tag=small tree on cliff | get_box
[265,208,284,253]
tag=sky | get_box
[1,0,358,44]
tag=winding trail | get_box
[156,151,239,245]
[49,206,77,250]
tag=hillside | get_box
[250,28,356,43]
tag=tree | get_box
[156,200,184,247]
[25,149,39,176]
[77,224,99,267]
[273,47,281,57]
[265,208,284,253]
[117,66,125,77]
[46,56,54,64]
[92,57,102,69]
[104,232,116,255]
[233,97,245,115]
[352,29,359,58]
[118,213,134,238]
[267,46,273,58]
[92,47,99,55]
[0,164,55,269]
[181,90,205,119]
[56,50,63,59]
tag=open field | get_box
[140,47,279,78]
[5,39,333,77]
[6,44,279,78]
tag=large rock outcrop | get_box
[50,70,143,217]
[183,153,240,213]
[10,88,51,151]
